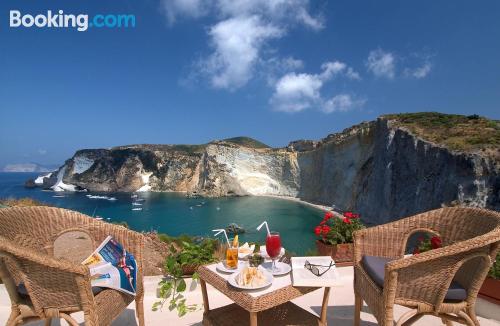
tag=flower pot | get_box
[479,277,500,305]
[316,240,354,265]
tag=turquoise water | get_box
[0,173,323,254]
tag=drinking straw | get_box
[212,229,230,246]
[256,221,270,236]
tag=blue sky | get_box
[1,0,499,168]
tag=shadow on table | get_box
[310,305,378,326]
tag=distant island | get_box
[30,112,499,224]
[3,163,58,173]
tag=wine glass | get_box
[266,231,282,273]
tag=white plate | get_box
[261,261,291,276]
[259,246,286,260]
[228,267,273,290]
[215,261,245,274]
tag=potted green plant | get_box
[175,240,217,276]
[314,211,364,264]
[479,252,500,304]
[152,239,218,316]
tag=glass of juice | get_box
[266,231,282,273]
[226,239,239,269]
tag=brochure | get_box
[82,236,137,296]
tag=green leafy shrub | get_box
[152,257,199,316]
[153,239,218,316]
[489,253,500,280]
[174,240,217,267]
[0,197,48,207]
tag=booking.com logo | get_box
[9,10,136,32]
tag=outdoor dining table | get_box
[197,263,331,326]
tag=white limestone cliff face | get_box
[198,144,299,197]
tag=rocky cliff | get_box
[41,113,499,223]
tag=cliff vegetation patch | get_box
[384,112,500,155]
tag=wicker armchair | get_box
[0,206,145,326]
[353,207,500,326]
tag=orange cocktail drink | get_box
[226,235,239,269]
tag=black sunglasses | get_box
[304,260,334,276]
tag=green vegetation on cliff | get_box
[0,198,48,207]
[223,136,271,149]
[383,112,500,154]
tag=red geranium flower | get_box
[413,248,420,255]
[351,213,360,219]
[314,226,322,236]
[324,211,334,220]
[343,212,354,218]
[319,220,326,225]
[430,236,442,249]
[322,225,331,234]
[342,217,352,224]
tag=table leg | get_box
[249,311,258,326]
[320,287,331,325]
[200,279,210,313]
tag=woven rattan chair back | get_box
[353,207,500,326]
[0,206,145,326]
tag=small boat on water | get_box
[86,195,117,201]
[132,202,142,206]
[131,194,138,199]
[52,195,65,198]
[132,207,143,211]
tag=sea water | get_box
[0,172,323,254]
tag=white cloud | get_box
[366,49,395,79]
[278,57,304,71]
[322,94,364,113]
[271,72,323,112]
[162,0,323,90]
[160,0,211,25]
[320,61,347,80]
[201,16,283,90]
[296,7,324,30]
[215,0,324,30]
[346,67,361,80]
[264,56,304,86]
[270,60,363,113]
[404,62,432,79]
